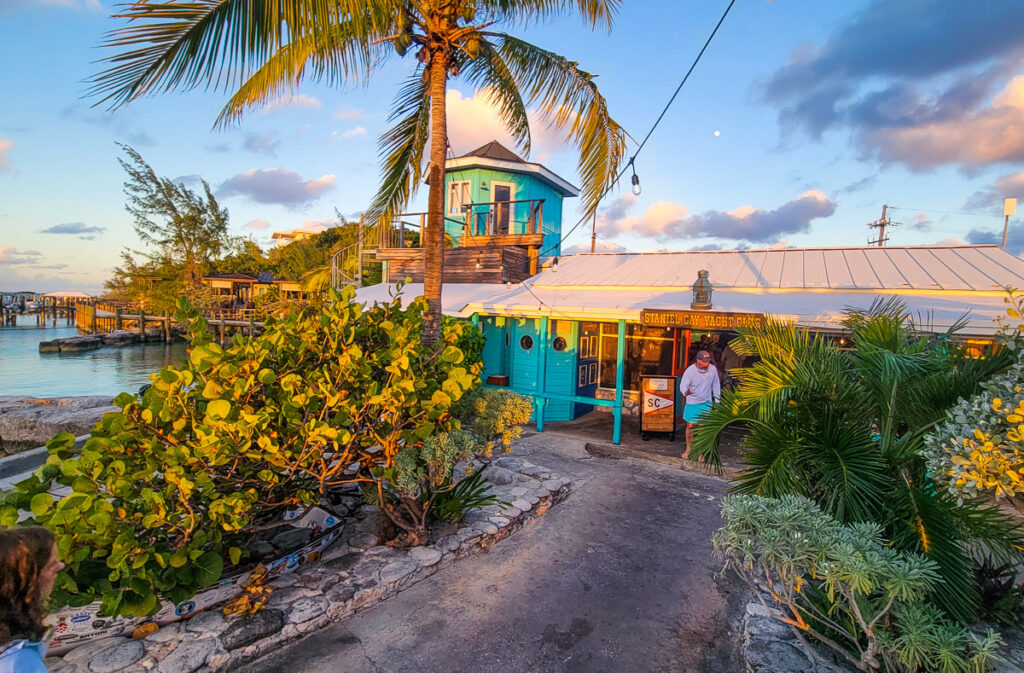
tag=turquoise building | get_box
[442,141,578,256]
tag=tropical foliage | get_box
[924,292,1024,509]
[365,386,530,540]
[105,145,231,311]
[715,495,1001,673]
[694,299,1023,621]
[89,0,628,343]
[0,286,505,616]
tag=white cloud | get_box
[864,75,1024,171]
[243,132,280,156]
[444,88,571,162]
[0,246,43,265]
[0,138,12,170]
[332,126,366,140]
[334,106,365,121]
[598,190,837,243]
[265,94,322,111]
[965,171,1024,211]
[218,168,336,207]
[244,219,270,230]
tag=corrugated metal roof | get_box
[537,245,1024,292]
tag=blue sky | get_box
[2,0,1024,293]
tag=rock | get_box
[101,330,140,346]
[542,479,563,493]
[63,638,128,664]
[53,336,103,353]
[511,499,532,512]
[489,516,512,528]
[744,637,816,673]
[347,532,379,550]
[156,637,218,673]
[520,491,540,505]
[472,521,499,536]
[747,616,792,640]
[38,340,61,353]
[484,465,514,485]
[144,623,183,644]
[0,395,114,452]
[408,546,442,567]
[220,610,285,651]
[267,585,318,608]
[320,542,353,564]
[509,486,529,498]
[380,561,418,584]
[501,505,522,518]
[326,584,356,604]
[456,527,482,542]
[88,640,145,673]
[183,610,225,635]
[324,552,362,572]
[288,596,330,624]
[746,602,772,618]
[270,526,313,552]
[351,560,384,581]
[246,539,275,559]
[495,457,520,469]
[435,535,460,553]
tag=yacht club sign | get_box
[641,309,766,330]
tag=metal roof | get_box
[457,141,526,163]
[538,245,1024,292]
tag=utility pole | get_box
[867,204,893,246]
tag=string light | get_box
[629,158,641,196]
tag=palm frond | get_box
[90,0,393,110]
[494,34,626,217]
[803,416,887,523]
[733,422,805,498]
[364,72,431,226]
[460,37,532,156]
[213,20,383,127]
[689,388,756,470]
[477,0,621,30]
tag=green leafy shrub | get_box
[1,285,480,616]
[364,387,531,541]
[714,495,1001,672]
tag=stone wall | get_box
[45,455,571,673]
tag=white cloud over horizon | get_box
[444,88,571,162]
[597,191,837,243]
[218,168,336,207]
[0,246,43,265]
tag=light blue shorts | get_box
[683,400,712,425]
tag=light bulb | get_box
[631,173,641,196]
[552,256,559,272]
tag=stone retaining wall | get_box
[45,455,571,673]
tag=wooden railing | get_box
[76,303,265,343]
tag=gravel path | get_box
[239,433,747,673]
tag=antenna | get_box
[867,204,898,246]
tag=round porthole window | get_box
[520,335,534,350]
[552,336,567,352]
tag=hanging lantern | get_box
[691,270,713,310]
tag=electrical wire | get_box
[540,0,738,256]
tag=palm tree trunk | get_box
[422,54,448,346]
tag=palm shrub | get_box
[0,285,481,616]
[714,495,1001,672]
[694,299,1022,621]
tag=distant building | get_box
[201,272,305,304]
[271,227,327,245]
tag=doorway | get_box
[491,182,515,235]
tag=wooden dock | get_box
[76,303,264,343]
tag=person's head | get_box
[695,350,712,370]
[0,527,62,643]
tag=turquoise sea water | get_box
[0,315,188,398]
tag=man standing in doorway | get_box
[680,350,720,461]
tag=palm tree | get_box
[692,299,1023,622]
[89,0,627,344]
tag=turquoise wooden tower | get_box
[443,141,578,256]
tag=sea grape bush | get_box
[713,495,1000,673]
[0,285,484,617]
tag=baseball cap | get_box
[696,351,712,362]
